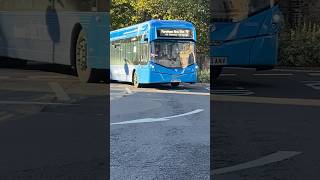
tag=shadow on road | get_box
[0,61,75,76]
[111,81,204,92]
[212,78,273,90]
[26,62,75,75]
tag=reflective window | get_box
[211,0,271,22]
[110,36,150,66]
[151,40,195,68]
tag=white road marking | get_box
[301,81,320,90]
[253,73,294,76]
[125,87,132,94]
[212,95,320,106]
[170,89,190,92]
[308,73,320,76]
[273,68,320,73]
[110,92,125,101]
[0,111,14,122]
[111,109,204,125]
[211,89,254,96]
[213,151,302,175]
[110,87,135,101]
[49,82,71,102]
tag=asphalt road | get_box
[5,63,318,179]
[110,82,210,180]
[0,63,108,179]
[211,68,320,180]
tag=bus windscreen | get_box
[151,40,195,68]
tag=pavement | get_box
[110,83,210,180]
[0,63,108,180]
[211,67,320,180]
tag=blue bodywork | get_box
[110,20,198,84]
[87,12,110,69]
[210,5,282,68]
[0,11,109,70]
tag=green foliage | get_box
[111,0,210,55]
[198,68,210,83]
[279,23,320,67]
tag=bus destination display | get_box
[157,29,192,38]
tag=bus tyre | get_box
[132,71,141,88]
[213,66,223,81]
[171,82,180,87]
[76,30,99,83]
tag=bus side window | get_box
[133,40,140,65]
[120,41,126,64]
[140,43,149,65]
[113,43,121,65]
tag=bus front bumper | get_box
[136,65,198,84]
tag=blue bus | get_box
[0,0,109,83]
[210,0,283,79]
[110,20,198,87]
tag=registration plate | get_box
[211,57,228,65]
[171,79,181,83]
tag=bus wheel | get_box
[76,30,97,83]
[213,66,223,81]
[132,71,141,88]
[171,82,180,87]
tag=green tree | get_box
[111,0,210,56]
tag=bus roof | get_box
[110,20,196,42]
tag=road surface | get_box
[111,82,210,180]
[0,63,108,179]
[212,68,320,180]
